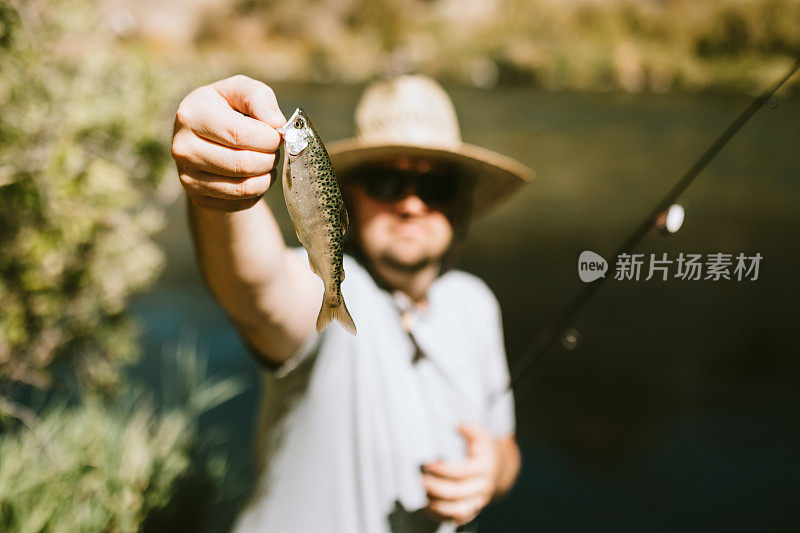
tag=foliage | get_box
[0,343,244,533]
[0,2,245,531]
[0,0,179,392]
[195,0,800,92]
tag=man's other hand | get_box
[422,424,502,526]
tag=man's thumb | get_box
[458,424,488,454]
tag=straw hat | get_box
[327,75,533,216]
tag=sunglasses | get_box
[349,164,461,207]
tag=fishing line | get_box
[505,57,800,395]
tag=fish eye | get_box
[294,118,304,129]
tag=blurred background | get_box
[1,0,799,530]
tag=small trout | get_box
[277,108,357,335]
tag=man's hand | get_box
[171,75,287,212]
[422,425,502,526]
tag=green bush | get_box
[0,0,179,393]
[0,3,243,531]
[0,342,243,533]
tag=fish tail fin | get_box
[316,291,357,336]
[335,299,357,336]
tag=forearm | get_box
[187,197,286,327]
[187,196,319,361]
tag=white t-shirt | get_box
[234,250,515,533]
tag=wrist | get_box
[490,436,521,499]
[186,191,264,213]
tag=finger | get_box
[187,96,282,152]
[212,75,286,127]
[173,129,277,177]
[422,458,488,481]
[423,474,491,502]
[426,497,483,525]
[179,170,274,200]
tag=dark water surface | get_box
[131,85,800,531]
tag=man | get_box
[171,74,532,532]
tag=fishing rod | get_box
[506,57,800,394]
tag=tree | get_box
[0,0,178,394]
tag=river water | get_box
[131,84,800,531]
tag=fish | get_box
[277,108,357,336]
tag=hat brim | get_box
[327,139,533,217]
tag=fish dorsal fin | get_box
[340,199,349,236]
